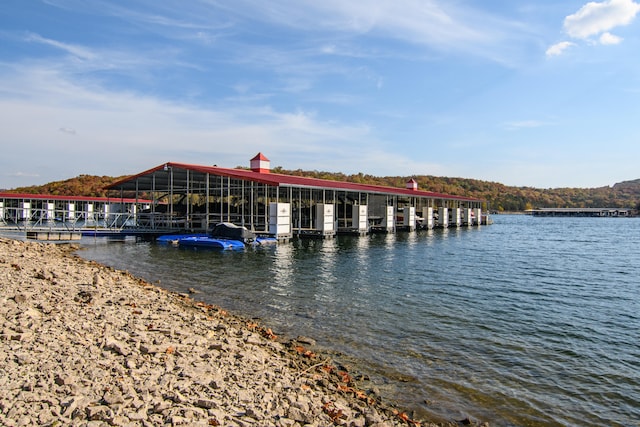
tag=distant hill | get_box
[5,171,640,212]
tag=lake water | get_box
[78,214,640,426]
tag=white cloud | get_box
[546,41,575,57]
[564,0,640,40]
[547,0,639,55]
[599,31,623,43]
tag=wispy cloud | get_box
[2,172,41,178]
[503,120,550,130]
[25,33,96,60]
[210,0,536,65]
[546,41,575,57]
[59,127,76,135]
[17,30,198,91]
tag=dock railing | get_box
[0,206,138,235]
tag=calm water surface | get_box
[78,215,640,426]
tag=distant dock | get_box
[526,208,635,217]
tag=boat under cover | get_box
[209,222,256,243]
[156,223,276,250]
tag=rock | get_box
[287,406,315,424]
[458,415,481,425]
[54,374,75,387]
[85,405,111,421]
[92,273,104,286]
[74,290,94,304]
[104,337,130,356]
[13,294,27,304]
[195,399,217,409]
[102,388,125,405]
[296,336,317,346]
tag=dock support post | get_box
[462,208,472,226]
[422,207,434,229]
[403,207,416,230]
[450,208,461,227]
[384,206,395,232]
[474,208,482,226]
[438,207,448,228]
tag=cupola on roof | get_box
[250,152,270,173]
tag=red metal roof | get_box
[251,152,270,161]
[107,162,481,202]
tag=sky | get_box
[1,0,640,190]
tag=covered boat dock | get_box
[0,192,152,239]
[106,153,486,240]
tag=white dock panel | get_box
[45,203,55,220]
[316,204,335,232]
[403,207,416,229]
[385,206,395,230]
[352,205,368,231]
[422,207,434,229]
[269,202,291,236]
[86,203,95,224]
[20,202,31,220]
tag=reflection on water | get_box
[78,216,640,426]
[270,243,294,290]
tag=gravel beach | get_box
[0,237,473,427]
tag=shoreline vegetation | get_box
[0,238,484,427]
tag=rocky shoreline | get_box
[0,237,476,427]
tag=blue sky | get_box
[1,0,640,189]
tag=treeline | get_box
[5,171,640,212]
[275,168,640,211]
[5,175,128,198]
